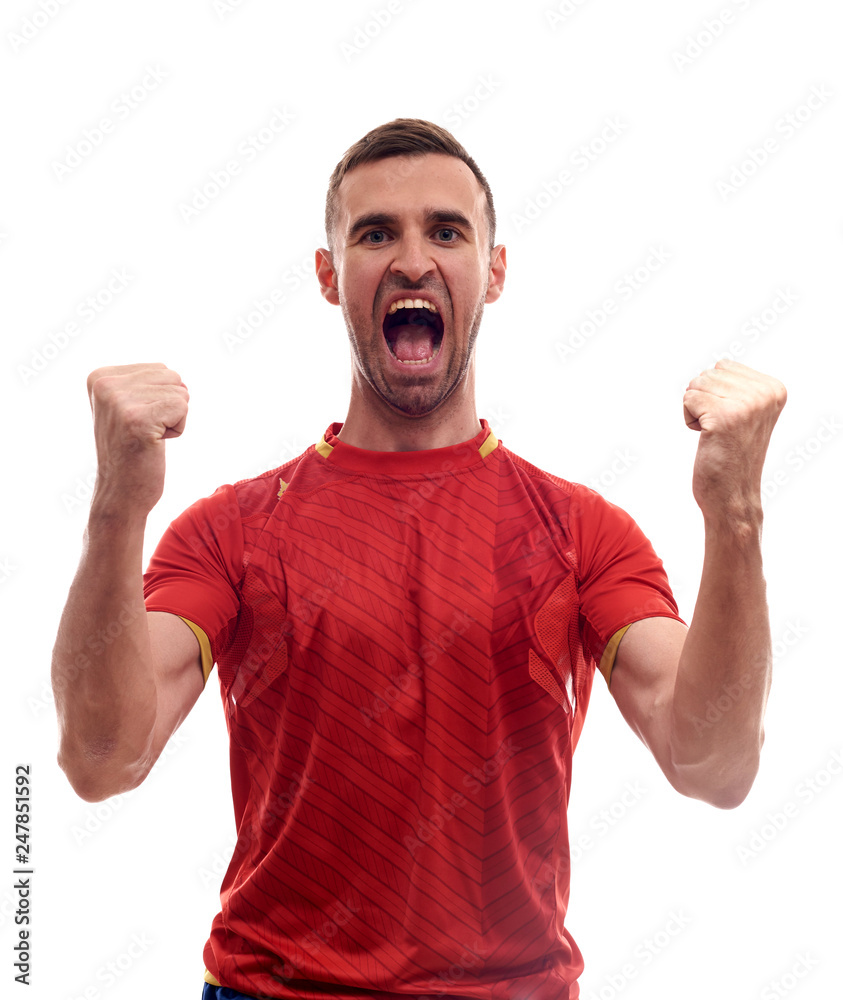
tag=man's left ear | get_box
[315,248,340,305]
[484,244,507,304]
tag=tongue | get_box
[389,324,436,361]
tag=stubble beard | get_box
[342,300,485,418]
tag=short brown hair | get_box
[325,118,496,251]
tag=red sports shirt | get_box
[143,419,684,999]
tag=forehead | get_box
[335,153,487,234]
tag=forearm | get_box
[669,511,771,806]
[51,505,158,801]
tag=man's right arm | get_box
[51,364,201,802]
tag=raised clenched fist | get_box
[86,363,189,518]
[683,358,787,521]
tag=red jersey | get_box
[143,419,683,999]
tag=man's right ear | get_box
[315,248,340,305]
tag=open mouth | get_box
[382,298,445,365]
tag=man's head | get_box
[325,118,497,253]
[316,120,506,423]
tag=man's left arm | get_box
[609,359,787,809]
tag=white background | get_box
[2,0,841,998]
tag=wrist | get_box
[87,498,150,533]
[701,508,764,551]
[699,494,763,535]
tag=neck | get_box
[337,361,481,452]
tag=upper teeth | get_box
[387,298,438,315]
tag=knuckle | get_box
[87,368,112,394]
[90,373,117,400]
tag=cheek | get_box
[340,270,382,316]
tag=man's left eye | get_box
[437,229,458,242]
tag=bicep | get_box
[609,616,688,770]
[147,611,206,764]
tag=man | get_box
[51,118,787,1000]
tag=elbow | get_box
[665,733,762,809]
[57,742,152,803]
[668,754,760,810]
[702,780,754,810]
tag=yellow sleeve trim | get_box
[599,623,633,689]
[178,617,214,685]
[204,968,222,986]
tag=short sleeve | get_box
[143,485,244,682]
[568,485,685,686]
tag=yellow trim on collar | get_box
[315,428,498,460]
[315,437,333,459]
[479,429,498,458]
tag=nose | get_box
[389,231,436,283]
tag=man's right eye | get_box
[364,231,388,244]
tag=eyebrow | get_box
[346,208,476,241]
